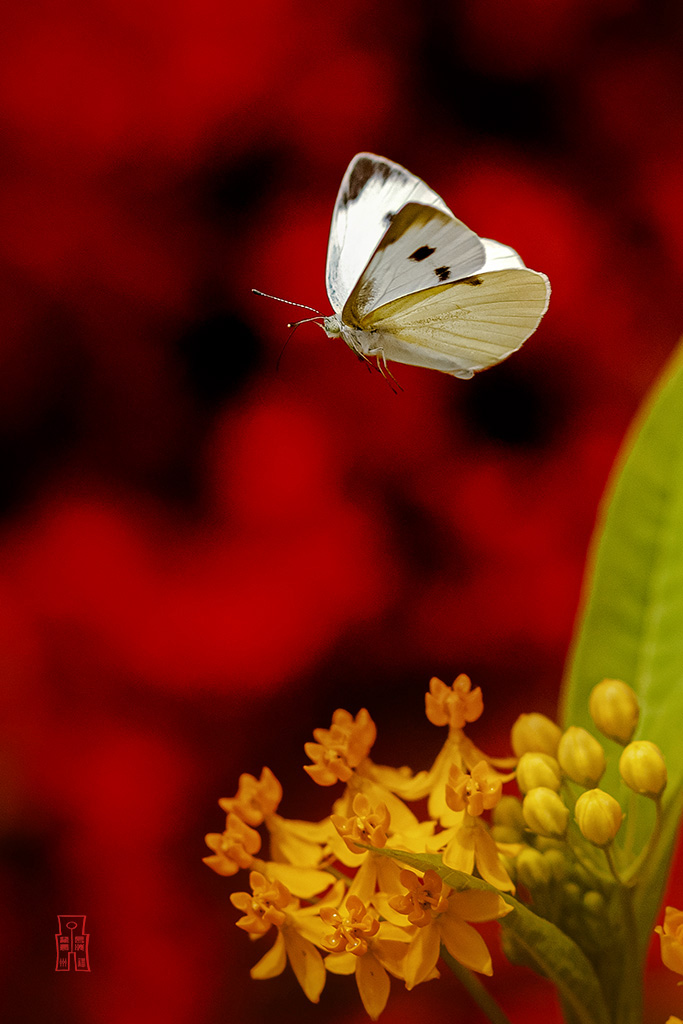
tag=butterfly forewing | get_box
[363,268,551,377]
[342,203,486,326]
[325,153,455,315]
[480,237,527,272]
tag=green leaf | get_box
[372,848,611,1024]
[560,341,683,948]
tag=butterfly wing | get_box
[361,268,551,378]
[325,153,457,315]
[480,237,527,271]
[341,202,486,325]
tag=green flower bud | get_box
[490,825,524,845]
[563,881,581,903]
[492,795,525,831]
[522,787,570,838]
[516,752,562,794]
[511,713,562,757]
[589,678,639,745]
[516,847,552,888]
[534,835,564,852]
[583,890,606,916]
[574,788,623,847]
[619,740,667,798]
[557,727,606,788]
[543,847,568,883]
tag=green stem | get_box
[622,795,662,887]
[615,886,643,1024]
[602,848,643,1024]
[440,947,514,1024]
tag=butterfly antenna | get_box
[252,289,322,316]
[275,322,298,372]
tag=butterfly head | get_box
[321,314,343,339]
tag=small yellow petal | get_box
[448,888,513,923]
[324,950,357,975]
[250,931,287,980]
[442,826,476,874]
[356,952,391,1020]
[473,827,516,893]
[282,926,326,1003]
[263,862,335,899]
[440,913,493,975]
[402,922,440,990]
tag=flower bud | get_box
[563,881,581,903]
[583,890,606,916]
[557,727,606,788]
[589,678,639,745]
[522,787,569,838]
[516,752,562,794]
[619,740,667,798]
[574,788,623,847]
[511,713,562,757]
[490,825,524,845]
[515,847,552,888]
[543,847,568,882]
[492,795,525,831]
[534,835,564,852]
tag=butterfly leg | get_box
[368,346,403,393]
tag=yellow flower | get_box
[321,895,411,1019]
[446,760,504,817]
[326,790,433,905]
[331,792,390,855]
[656,906,683,977]
[203,812,261,876]
[440,817,516,893]
[425,674,484,729]
[388,868,513,988]
[218,766,283,826]
[231,870,290,934]
[230,869,330,1003]
[304,708,377,786]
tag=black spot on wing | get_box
[345,157,394,201]
[463,276,483,286]
[383,211,396,228]
[409,245,436,262]
[434,265,451,282]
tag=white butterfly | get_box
[257,153,550,380]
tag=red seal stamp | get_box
[55,915,90,971]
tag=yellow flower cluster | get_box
[203,673,671,1019]
[203,675,514,1018]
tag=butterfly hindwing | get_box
[342,202,486,325]
[362,268,551,377]
[325,153,455,315]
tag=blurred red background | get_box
[2,0,683,1021]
